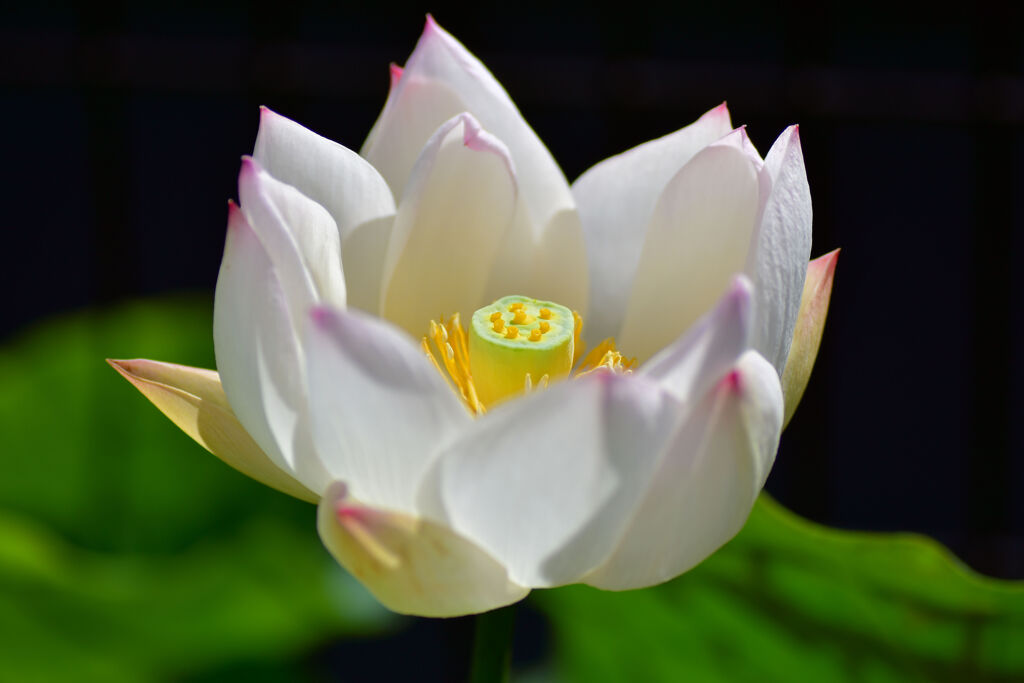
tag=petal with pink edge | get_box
[213,203,330,493]
[781,249,838,427]
[433,372,680,588]
[238,158,346,316]
[572,103,734,343]
[318,482,528,617]
[618,129,762,363]
[362,17,574,234]
[745,125,814,374]
[380,113,518,337]
[253,109,396,313]
[107,359,317,502]
[585,350,783,590]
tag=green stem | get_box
[469,604,517,683]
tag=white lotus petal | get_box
[305,307,471,514]
[619,129,762,363]
[572,103,734,343]
[380,113,518,337]
[213,203,330,492]
[585,350,783,589]
[253,108,396,313]
[318,482,528,617]
[362,17,574,233]
[641,275,753,403]
[238,157,346,314]
[435,372,680,587]
[745,125,814,373]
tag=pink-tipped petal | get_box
[433,372,681,587]
[618,137,762,363]
[361,18,574,239]
[572,104,735,344]
[304,306,471,514]
[585,350,784,589]
[253,108,396,313]
[238,156,346,316]
[107,359,317,503]
[780,249,838,427]
[317,482,528,617]
[379,113,519,337]
[213,204,330,493]
[745,125,814,374]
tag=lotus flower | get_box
[110,17,837,617]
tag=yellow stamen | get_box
[505,326,519,339]
[492,317,505,333]
[489,311,502,322]
[539,321,550,334]
[539,308,552,320]
[529,329,542,342]
[512,309,528,324]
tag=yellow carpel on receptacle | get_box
[468,295,574,407]
[422,296,635,415]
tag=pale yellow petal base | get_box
[317,482,529,617]
[780,249,839,428]
[108,359,317,502]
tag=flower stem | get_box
[468,604,516,683]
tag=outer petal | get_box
[253,108,397,313]
[107,359,317,503]
[362,17,574,233]
[572,103,734,343]
[380,113,518,337]
[641,275,753,403]
[585,350,784,590]
[238,158,346,315]
[304,306,471,514]
[433,372,680,588]
[318,483,528,617]
[213,203,329,493]
[745,125,814,374]
[619,129,762,363]
[781,249,838,427]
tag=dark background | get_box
[3,0,1021,610]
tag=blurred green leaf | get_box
[0,297,392,682]
[534,496,1024,683]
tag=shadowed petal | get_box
[585,350,783,590]
[305,307,471,514]
[572,103,734,343]
[318,482,528,617]
[619,129,762,363]
[380,113,518,337]
[434,372,680,587]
